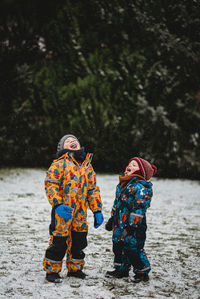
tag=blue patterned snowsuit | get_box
[111,176,153,275]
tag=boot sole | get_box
[132,277,149,283]
[46,277,62,283]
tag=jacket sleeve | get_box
[111,201,116,217]
[128,184,152,228]
[87,165,102,213]
[111,185,119,216]
[44,159,64,208]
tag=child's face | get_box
[63,137,81,150]
[124,160,140,176]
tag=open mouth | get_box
[70,143,77,149]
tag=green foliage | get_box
[1,0,200,178]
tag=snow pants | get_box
[44,231,87,274]
[112,216,151,275]
[43,207,87,274]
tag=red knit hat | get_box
[129,157,157,180]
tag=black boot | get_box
[132,273,149,283]
[46,273,62,283]
[67,270,87,279]
[106,268,129,278]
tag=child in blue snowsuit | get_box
[105,157,157,283]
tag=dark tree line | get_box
[1,0,200,178]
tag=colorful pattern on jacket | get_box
[45,152,102,234]
[111,176,152,242]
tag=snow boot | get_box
[106,268,129,278]
[46,273,62,283]
[132,273,149,283]
[67,270,87,279]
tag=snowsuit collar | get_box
[119,174,145,188]
[56,147,86,161]
[56,150,93,168]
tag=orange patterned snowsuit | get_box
[43,152,102,274]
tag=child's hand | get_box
[55,204,73,221]
[105,216,114,231]
[94,211,104,228]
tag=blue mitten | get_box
[55,204,73,221]
[94,212,104,229]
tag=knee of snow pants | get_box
[136,216,147,250]
[43,236,68,273]
[113,240,124,268]
[66,231,87,272]
[112,240,131,272]
[123,236,151,275]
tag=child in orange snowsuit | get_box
[43,134,104,283]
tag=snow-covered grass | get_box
[0,168,199,299]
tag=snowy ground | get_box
[0,168,199,299]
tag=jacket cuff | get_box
[93,210,101,215]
